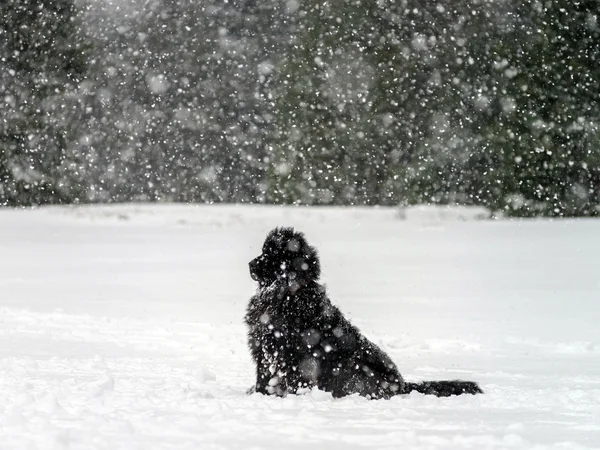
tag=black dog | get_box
[245,227,483,399]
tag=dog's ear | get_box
[262,227,321,283]
[276,227,321,282]
[297,237,320,281]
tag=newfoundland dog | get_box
[245,227,483,399]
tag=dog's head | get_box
[249,227,321,287]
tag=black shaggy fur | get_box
[245,227,483,399]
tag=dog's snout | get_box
[249,255,263,282]
[249,255,262,268]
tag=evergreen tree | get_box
[75,0,295,203]
[489,0,600,216]
[269,0,600,215]
[0,0,89,205]
[268,0,506,206]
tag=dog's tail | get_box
[404,380,483,397]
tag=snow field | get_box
[1,204,599,449]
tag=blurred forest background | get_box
[1,0,598,216]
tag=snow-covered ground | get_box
[1,204,599,450]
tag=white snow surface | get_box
[1,204,599,450]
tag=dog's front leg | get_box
[249,362,271,394]
[249,357,287,396]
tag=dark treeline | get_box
[1,0,599,216]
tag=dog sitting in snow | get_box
[245,227,483,399]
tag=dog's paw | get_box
[246,385,257,395]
